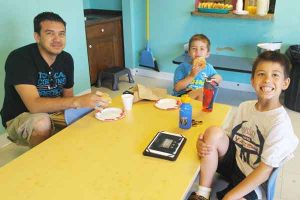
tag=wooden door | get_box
[86,18,124,85]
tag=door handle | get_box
[101,28,104,33]
[89,45,92,48]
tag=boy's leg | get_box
[190,126,229,200]
[199,126,229,187]
[187,88,203,101]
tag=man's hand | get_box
[196,134,213,157]
[73,91,111,110]
[15,84,112,113]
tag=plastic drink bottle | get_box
[202,78,219,112]
[195,0,200,10]
[246,0,257,15]
[179,95,192,129]
[236,0,243,12]
[257,0,269,16]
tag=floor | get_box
[0,75,299,200]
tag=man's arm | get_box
[15,84,108,113]
[63,87,74,97]
[223,162,273,200]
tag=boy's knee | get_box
[203,126,224,143]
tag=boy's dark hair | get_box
[34,12,66,34]
[252,51,291,79]
[188,34,211,51]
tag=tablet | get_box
[143,131,186,161]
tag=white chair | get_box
[64,108,93,125]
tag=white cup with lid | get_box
[121,94,134,111]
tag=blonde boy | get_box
[173,34,222,100]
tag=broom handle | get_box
[146,0,149,41]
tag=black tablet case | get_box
[143,131,186,161]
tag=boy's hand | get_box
[222,194,235,200]
[190,65,201,78]
[190,57,206,78]
[196,134,213,157]
[193,57,206,69]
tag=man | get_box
[0,12,109,147]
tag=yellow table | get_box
[0,97,231,200]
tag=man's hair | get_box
[34,12,66,34]
[188,34,211,52]
[252,51,291,79]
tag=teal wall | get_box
[83,0,122,10]
[123,0,300,82]
[83,0,90,9]
[122,0,135,68]
[122,0,148,71]
[0,0,91,133]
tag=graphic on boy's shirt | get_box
[37,71,66,97]
[187,72,207,89]
[231,121,265,166]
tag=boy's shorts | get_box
[6,112,66,146]
[216,138,258,200]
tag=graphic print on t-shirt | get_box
[187,72,207,89]
[37,71,66,97]
[232,121,265,167]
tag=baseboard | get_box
[131,67,174,81]
[219,81,254,92]
[131,67,254,92]
[0,133,11,148]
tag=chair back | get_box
[64,108,93,125]
[267,167,280,200]
[206,167,281,200]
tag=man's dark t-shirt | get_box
[0,43,74,127]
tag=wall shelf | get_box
[191,11,274,20]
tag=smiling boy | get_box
[190,51,299,200]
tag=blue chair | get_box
[188,167,281,200]
[266,167,281,200]
[64,108,93,125]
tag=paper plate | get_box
[155,98,180,110]
[95,107,125,121]
[233,10,249,15]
